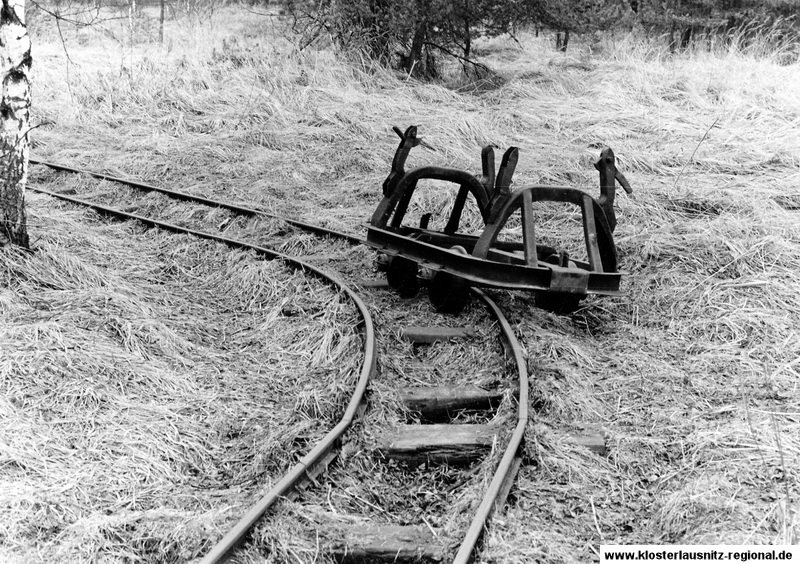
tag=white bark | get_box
[0,0,31,247]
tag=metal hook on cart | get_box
[595,147,633,233]
[383,126,435,197]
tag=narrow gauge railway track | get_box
[29,161,530,564]
[29,159,363,244]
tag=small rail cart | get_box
[367,126,633,314]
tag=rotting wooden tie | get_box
[399,385,504,421]
[400,326,476,344]
[377,424,496,466]
[326,522,444,563]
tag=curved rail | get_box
[26,185,378,563]
[455,289,528,563]
[30,161,529,563]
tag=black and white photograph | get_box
[1,0,798,562]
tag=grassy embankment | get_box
[1,4,798,562]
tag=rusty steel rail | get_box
[30,161,528,563]
[29,159,363,245]
[455,288,528,564]
[27,185,378,563]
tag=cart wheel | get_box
[429,271,470,314]
[375,253,392,272]
[386,256,420,298]
[428,246,471,315]
[534,291,584,314]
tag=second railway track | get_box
[29,161,530,563]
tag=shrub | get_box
[286,0,546,78]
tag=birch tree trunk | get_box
[0,0,31,248]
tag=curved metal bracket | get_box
[371,166,492,229]
[475,186,618,273]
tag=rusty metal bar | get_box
[444,184,470,234]
[30,159,362,245]
[520,189,537,267]
[453,289,528,564]
[368,226,622,295]
[581,193,603,272]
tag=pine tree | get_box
[636,0,799,50]
[525,0,632,51]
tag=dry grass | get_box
[1,196,363,562]
[3,3,798,562]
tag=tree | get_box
[0,0,31,248]
[634,0,800,51]
[290,0,545,78]
[526,0,632,51]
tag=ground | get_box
[1,4,798,563]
